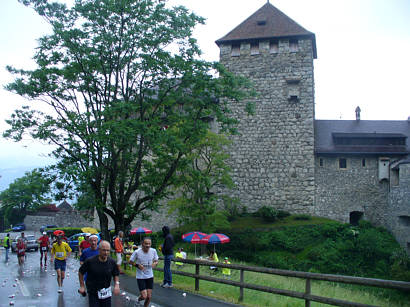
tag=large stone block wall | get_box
[218,39,315,213]
[387,163,410,253]
[25,210,96,232]
[314,156,394,226]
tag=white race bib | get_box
[42,247,47,251]
[18,249,25,253]
[97,287,112,299]
[56,252,64,258]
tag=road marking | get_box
[16,278,30,297]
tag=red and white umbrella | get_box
[182,232,207,257]
[130,227,152,242]
[200,233,230,253]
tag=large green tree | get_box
[168,131,234,232]
[0,169,52,226]
[4,0,251,238]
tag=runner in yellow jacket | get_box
[51,236,72,293]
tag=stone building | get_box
[216,2,410,253]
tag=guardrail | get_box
[148,257,410,307]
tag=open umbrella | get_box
[200,233,230,253]
[182,232,207,257]
[130,227,152,242]
[81,227,98,234]
[53,230,65,236]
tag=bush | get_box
[255,206,278,222]
[293,214,312,220]
[277,210,291,219]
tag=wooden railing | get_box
[149,257,410,307]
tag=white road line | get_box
[16,278,30,297]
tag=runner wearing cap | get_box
[51,235,72,293]
[79,234,91,257]
[37,232,50,267]
[80,235,99,265]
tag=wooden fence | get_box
[149,257,410,307]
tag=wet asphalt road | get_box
[1,232,239,307]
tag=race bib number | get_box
[18,249,25,253]
[97,287,112,299]
[42,247,47,251]
[55,252,64,258]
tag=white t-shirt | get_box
[130,247,159,279]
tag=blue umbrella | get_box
[182,232,207,257]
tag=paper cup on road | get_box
[182,292,186,297]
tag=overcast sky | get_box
[1,0,410,170]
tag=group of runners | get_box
[2,226,178,307]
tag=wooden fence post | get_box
[239,269,244,302]
[305,278,311,307]
[195,263,200,291]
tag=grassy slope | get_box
[125,216,409,306]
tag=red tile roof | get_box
[216,2,317,58]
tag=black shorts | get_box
[137,278,154,291]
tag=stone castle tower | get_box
[215,2,317,213]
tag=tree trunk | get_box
[97,208,110,241]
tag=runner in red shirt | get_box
[37,232,50,267]
[16,237,26,266]
[79,234,91,257]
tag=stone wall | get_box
[387,163,410,253]
[218,39,315,213]
[25,210,96,233]
[314,156,392,226]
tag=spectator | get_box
[3,233,10,263]
[160,226,174,288]
[208,250,219,271]
[175,248,184,268]
[222,257,231,278]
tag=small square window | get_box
[231,44,240,57]
[362,158,366,167]
[339,158,347,169]
[290,39,298,52]
[270,41,279,54]
[251,42,259,55]
[319,158,323,167]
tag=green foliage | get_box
[0,169,52,226]
[254,206,278,222]
[5,0,253,235]
[168,132,235,230]
[292,214,311,220]
[217,220,405,280]
[390,249,410,282]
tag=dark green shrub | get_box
[255,206,278,222]
[390,249,410,282]
[277,210,291,219]
[293,214,311,220]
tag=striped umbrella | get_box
[182,232,207,257]
[200,233,230,252]
[130,227,152,242]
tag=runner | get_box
[129,237,159,307]
[37,232,50,267]
[80,235,99,265]
[20,232,28,261]
[79,234,91,257]
[78,240,120,307]
[114,231,124,274]
[16,237,26,266]
[51,235,72,293]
